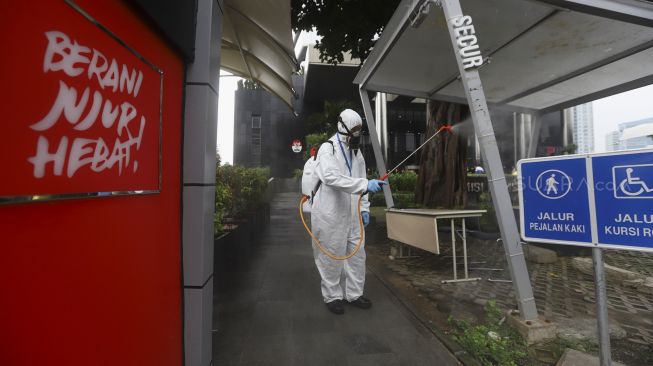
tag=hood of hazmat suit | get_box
[311,109,370,303]
[338,109,362,135]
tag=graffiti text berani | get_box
[28,31,147,179]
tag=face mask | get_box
[349,134,361,151]
[338,117,362,153]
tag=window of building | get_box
[252,115,262,129]
[251,115,262,165]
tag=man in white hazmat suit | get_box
[311,109,386,314]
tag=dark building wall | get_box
[129,0,198,61]
[301,64,361,118]
[536,110,565,156]
[385,103,428,170]
[233,75,305,177]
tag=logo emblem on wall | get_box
[536,169,572,199]
[291,139,302,153]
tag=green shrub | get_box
[449,301,528,366]
[388,171,418,192]
[214,164,270,235]
[293,168,303,181]
[304,132,331,160]
[214,182,231,236]
[369,192,418,209]
[478,192,499,232]
[366,171,418,208]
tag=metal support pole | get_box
[475,133,481,165]
[359,88,395,208]
[440,0,538,320]
[527,114,541,158]
[563,108,573,148]
[451,218,457,280]
[592,247,612,366]
[463,219,468,278]
[520,114,529,160]
[375,92,389,162]
[434,218,440,251]
[442,216,481,284]
[515,113,530,160]
[513,112,518,164]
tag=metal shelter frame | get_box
[355,0,653,333]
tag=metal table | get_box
[386,208,486,283]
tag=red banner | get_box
[0,1,162,200]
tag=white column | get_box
[360,89,394,207]
[374,92,388,162]
[527,115,541,158]
[182,0,222,365]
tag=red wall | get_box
[0,1,184,365]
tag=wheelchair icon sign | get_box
[612,164,653,199]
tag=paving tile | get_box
[238,334,295,365]
[212,334,243,366]
[345,353,401,366]
[365,213,653,362]
[291,331,348,363]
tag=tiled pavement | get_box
[212,190,461,366]
[365,220,653,348]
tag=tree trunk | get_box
[415,100,468,208]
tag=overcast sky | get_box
[592,84,653,152]
[216,71,239,164]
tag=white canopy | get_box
[221,0,299,109]
[354,0,653,114]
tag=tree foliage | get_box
[291,0,401,64]
[237,79,262,90]
[303,100,354,159]
[305,100,354,135]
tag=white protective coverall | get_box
[311,109,370,303]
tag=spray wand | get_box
[378,124,453,181]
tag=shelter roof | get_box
[354,0,653,114]
[221,0,299,110]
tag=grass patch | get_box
[449,301,528,366]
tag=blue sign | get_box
[592,151,653,250]
[519,157,593,245]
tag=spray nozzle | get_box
[439,124,453,133]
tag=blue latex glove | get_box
[367,179,386,193]
[361,212,370,227]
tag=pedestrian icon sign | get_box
[545,174,558,194]
[536,169,571,199]
[613,164,653,199]
[519,157,593,245]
